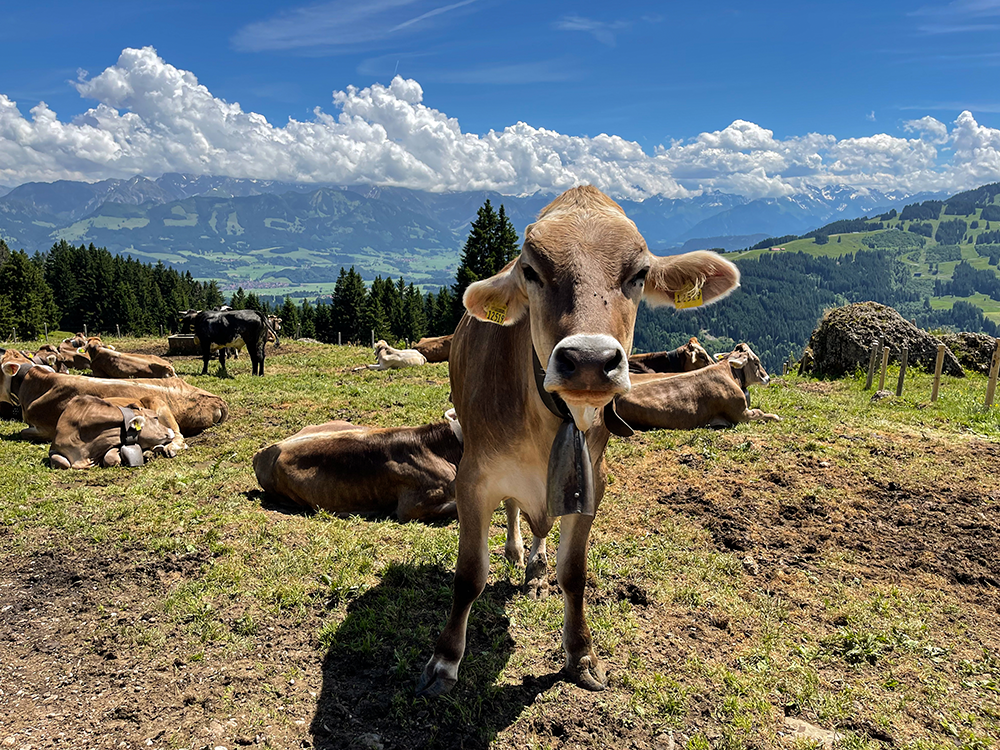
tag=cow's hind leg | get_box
[558,512,606,691]
[417,469,494,698]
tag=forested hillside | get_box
[634,182,1000,371]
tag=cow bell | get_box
[546,420,595,517]
[119,443,145,467]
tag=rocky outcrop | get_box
[807,302,963,379]
[940,332,999,376]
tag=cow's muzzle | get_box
[543,334,631,403]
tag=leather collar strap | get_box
[6,360,35,407]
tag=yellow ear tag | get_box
[484,305,507,325]
[131,420,142,432]
[674,280,704,310]
[77,347,86,354]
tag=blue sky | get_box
[1,0,999,197]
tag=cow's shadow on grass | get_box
[310,562,561,750]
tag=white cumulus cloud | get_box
[1,47,1000,199]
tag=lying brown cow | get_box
[85,337,177,379]
[416,185,740,697]
[49,395,177,469]
[253,416,463,522]
[413,334,452,363]
[628,336,713,374]
[0,352,228,455]
[616,343,780,430]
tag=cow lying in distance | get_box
[49,395,177,469]
[628,336,713,374]
[352,340,427,371]
[0,351,228,455]
[253,416,463,523]
[85,337,177,379]
[180,309,279,376]
[615,343,780,430]
[414,334,452,363]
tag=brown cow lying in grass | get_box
[352,340,427,371]
[628,336,713,374]
[0,350,228,455]
[616,343,780,430]
[413,334,452,363]
[49,394,177,469]
[85,337,177,379]
[253,415,463,522]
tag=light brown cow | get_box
[413,334,453,363]
[628,336,713,374]
[57,335,92,371]
[253,417,463,522]
[0,352,228,455]
[616,343,780,430]
[49,394,177,469]
[352,340,427,371]
[416,185,740,697]
[85,337,177,379]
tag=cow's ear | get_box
[728,352,748,369]
[463,259,528,327]
[129,415,146,433]
[1,361,21,377]
[643,250,740,309]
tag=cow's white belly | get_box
[480,454,547,517]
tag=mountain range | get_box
[0,174,945,288]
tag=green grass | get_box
[1,338,999,748]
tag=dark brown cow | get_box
[413,334,453,363]
[85,337,177,379]
[616,343,780,430]
[0,351,228,455]
[416,185,740,697]
[253,417,463,522]
[628,336,713,374]
[49,395,178,469]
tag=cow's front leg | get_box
[417,471,494,697]
[558,511,606,691]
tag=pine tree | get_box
[230,287,247,309]
[0,250,59,339]
[331,267,368,343]
[450,199,520,330]
[280,296,300,338]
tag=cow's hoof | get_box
[524,555,549,600]
[564,655,607,692]
[415,661,458,698]
[49,454,71,470]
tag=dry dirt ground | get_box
[2,363,999,749]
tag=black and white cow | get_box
[179,309,280,376]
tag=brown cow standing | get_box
[628,336,713,374]
[616,343,780,430]
[413,334,452,363]
[49,394,178,469]
[85,337,177,379]
[416,185,740,697]
[253,418,463,522]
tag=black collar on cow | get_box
[530,346,633,518]
[116,405,145,467]
[6,360,35,408]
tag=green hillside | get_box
[634,183,1000,370]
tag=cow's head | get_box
[124,408,176,452]
[178,310,200,334]
[1,350,35,405]
[720,343,771,387]
[684,337,713,370]
[463,186,740,429]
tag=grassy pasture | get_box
[1,339,1000,749]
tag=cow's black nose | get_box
[552,345,624,387]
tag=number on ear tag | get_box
[674,280,704,309]
[484,305,507,325]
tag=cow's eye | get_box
[629,269,648,288]
[522,265,543,285]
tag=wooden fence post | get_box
[878,346,890,391]
[865,340,879,390]
[83,324,88,338]
[986,340,1000,408]
[116,324,121,338]
[896,347,908,397]
[931,344,945,402]
[338,332,342,346]
[44,323,49,343]
[371,329,375,347]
